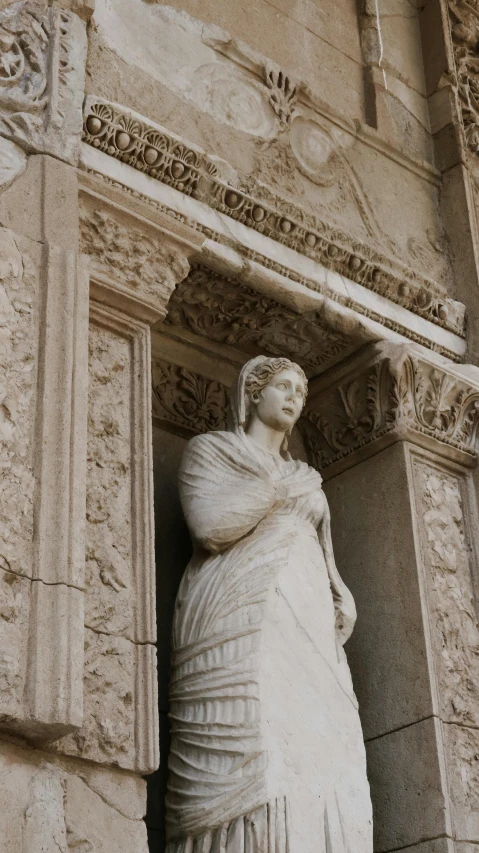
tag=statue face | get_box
[252,368,306,432]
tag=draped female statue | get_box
[165,355,372,853]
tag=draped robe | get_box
[165,430,373,853]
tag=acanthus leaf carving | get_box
[152,359,229,437]
[303,347,479,471]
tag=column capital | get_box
[302,341,479,478]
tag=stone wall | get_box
[2,0,479,852]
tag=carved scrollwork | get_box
[152,359,229,437]
[82,98,465,338]
[0,1,86,163]
[303,348,479,470]
[164,267,352,375]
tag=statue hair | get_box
[244,357,308,408]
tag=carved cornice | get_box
[0,0,87,163]
[152,359,229,437]
[303,344,479,475]
[82,98,465,339]
[164,267,355,376]
[80,166,464,363]
[449,1,479,154]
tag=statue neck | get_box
[245,417,285,456]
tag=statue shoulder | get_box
[182,430,240,465]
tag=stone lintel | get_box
[303,341,479,479]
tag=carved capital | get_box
[0,0,87,164]
[302,342,479,477]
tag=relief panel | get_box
[52,303,158,772]
[412,459,479,728]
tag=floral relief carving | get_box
[85,323,133,639]
[449,1,479,153]
[152,359,228,437]
[82,98,465,338]
[165,267,351,376]
[304,351,479,469]
[0,1,87,163]
[415,464,479,726]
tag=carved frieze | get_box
[0,0,87,163]
[165,267,352,376]
[82,98,465,339]
[152,359,229,437]
[303,344,479,472]
[449,1,479,153]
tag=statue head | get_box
[228,355,307,438]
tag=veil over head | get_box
[227,355,269,433]
[227,355,306,453]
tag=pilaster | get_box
[303,342,479,852]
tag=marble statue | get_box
[165,355,373,853]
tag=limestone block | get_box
[444,722,479,842]
[379,1,427,95]
[64,774,149,853]
[0,1,87,164]
[0,742,149,853]
[324,442,433,740]
[92,0,363,123]
[366,717,449,851]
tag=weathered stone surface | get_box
[412,460,479,727]
[0,566,29,722]
[80,203,190,308]
[85,321,134,639]
[0,228,36,584]
[0,137,26,192]
[0,0,87,163]
[366,718,449,852]
[444,723,479,842]
[0,741,149,853]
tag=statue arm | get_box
[318,499,357,645]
